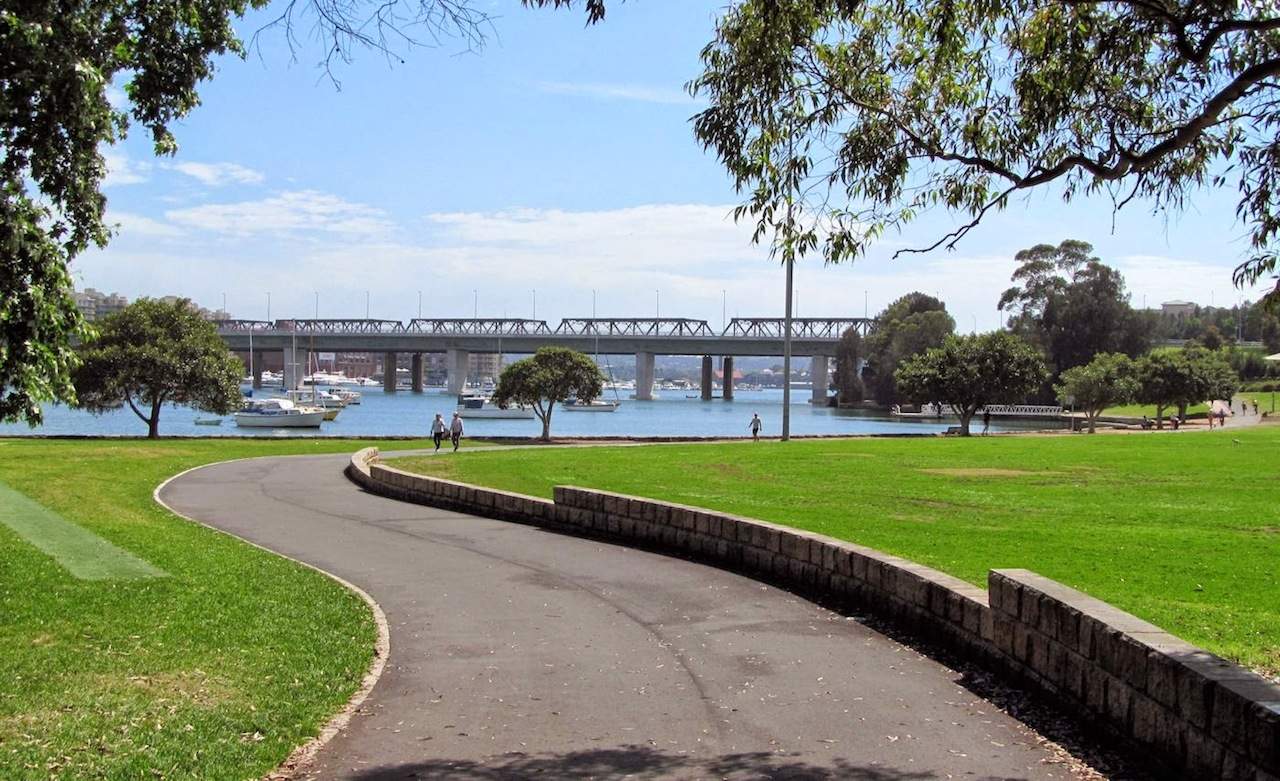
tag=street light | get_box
[532,289,537,320]
[266,292,271,322]
[722,290,727,332]
[473,290,478,319]
[417,290,422,319]
[655,290,660,320]
[314,291,319,319]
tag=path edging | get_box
[349,446,1280,780]
[155,458,390,781]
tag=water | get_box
[0,387,1061,438]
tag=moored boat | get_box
[234,398,325,428]
[455,394,535,419]
[563,398,621,412]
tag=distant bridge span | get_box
[217,317,873,400]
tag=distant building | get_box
[1161,300,1197,318]
[73,288,129,321]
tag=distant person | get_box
[1207,409,1215,429]
[982,409,991,435]
[1170,414,1180,430]
[1141,415,1152,430]
[1253,399,1260,415]
[431,413,446,452]
[749,413,763,441]
[450,412,464,451]
[1218,408,1228,428]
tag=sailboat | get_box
[565,301,621,412]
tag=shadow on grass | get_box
[349,746,939,780]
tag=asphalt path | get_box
[160,453,1090,780]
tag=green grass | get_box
[1101,401,1211,418]
[396,428,1280,677]
[0,437,430,780]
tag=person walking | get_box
[430,413,446,452]
[749,413,763,441]
[450,411,464,452]
[982,409,991,435]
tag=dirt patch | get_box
[708,463,752,480]
[920,467,1055,478]
[116,670,238,708]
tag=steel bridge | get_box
[217,316,874,400]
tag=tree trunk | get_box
[148,399,162,439]
[1087,411,1097,434]
[540,403,554,441]
[1155,404,1166,429]
[958,411,973,436]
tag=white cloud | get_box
[164,190,394,238]
[109,211,184,239]
[535,81,697,106]
[169,161,265,186]
[101,150,149,187]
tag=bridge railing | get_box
[406,318,553,335]
[213,319,275,332]
[554,318,715,337]
[275,319,406,334]
[722,318,874,338]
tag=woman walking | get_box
[450,411,465,452]
[430,413,446,452]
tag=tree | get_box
[1135,347,1239,426]
[73,299,244,438]
[690,1,1280,308]
[834,326,864,405]
[1,0,599,426]
[491,347,603,441]
[895,332,1048,436]
[999,240,1150,381]
[1055,354,1138,434]
[862,293,954,405]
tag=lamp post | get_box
[473,290,478,319]
[314,291,319,319]
[266,292,271,322]
[782,257,794,441]
[532,289,536,320]
[365,290,370,319]
[417,290,422,319]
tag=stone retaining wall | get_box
[348,447,1280,779]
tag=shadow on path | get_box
[348,746,945,780]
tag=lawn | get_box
[0,438,430,780]
[396,427,1280,677]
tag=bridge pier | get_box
[811,355,830,405]
[700,356,713,401]
[383,352,398,393]
[447,349,470,395]
[722,356,734,401]
[411,353,424,393]
[251,352,264,390]
[634,352,654,401]
[282,346,306,390]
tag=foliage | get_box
[1135,347,1239,426]
[399,429,1280,677]
[862,293,954,405]
[492,347,603,440]
[1055,353,1138,433]
[690,0,1280,304]
[833,326,864,404]
[1000,240,1150,382]
[0,0,598,427]
[895,332,1047,435]
[73,299,243,438]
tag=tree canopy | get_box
[862,293,954,405]
[491,347,604,441]
[833,326,864,405]
[999,240,1150,381]
[1134,346,1239,425]
[895,332,1047,436]
[1054,353,1138,433]
[73,298,244,438]
[1,0,599,426]
[691,0,1280,301]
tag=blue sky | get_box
[80,0,1266,333]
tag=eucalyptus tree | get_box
[691,0,1280,303]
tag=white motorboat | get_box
[234,398,325,428]
[563,398,621,412]
[328,388,361,405]
[456,394,535,419]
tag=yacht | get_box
[234,398,325,428]
[283,388,347,409]
[328,388,362,405]
[455,394,535,419]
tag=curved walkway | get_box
[160,453,1094,780]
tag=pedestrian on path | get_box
[1208,409,1215,429]
[749,413,763,441]
[450,412,464,452]
[982,410,991,435]
[431,413,446,452]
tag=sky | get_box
[78,0,1268,334]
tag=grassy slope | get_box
[0,438,428,780]
[397,428,1280,676]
